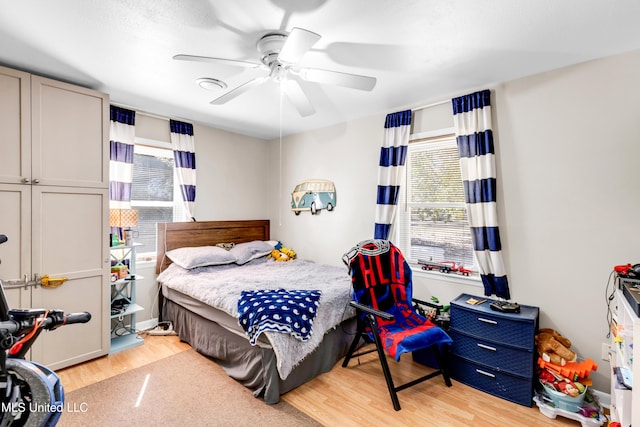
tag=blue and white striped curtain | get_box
[170,120,196,221]
[109,106,136,209]
[452,90,510,299]
[374,110,411,239]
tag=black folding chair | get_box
[342,239,453,411]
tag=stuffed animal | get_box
[535,328,577,366]
[215,242,235,250]
[269,243,296,262]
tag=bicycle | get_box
[0,234,91,426]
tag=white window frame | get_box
[393,128,480,283]
[132,137,187,262]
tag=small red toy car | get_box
[457,265,471,276]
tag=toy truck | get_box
[418,259,471,276]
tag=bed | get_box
[155,220,358,404]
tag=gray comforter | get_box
[156,258,355,379]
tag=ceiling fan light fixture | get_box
[196,77,228,91]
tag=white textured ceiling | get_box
[1,0,640,140]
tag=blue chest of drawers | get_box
[449,293,539,406]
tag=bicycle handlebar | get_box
[64,311,92,324]
[0,311,91,334]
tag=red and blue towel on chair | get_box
[343,239,452,360]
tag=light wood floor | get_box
[56,334,191,392]
[57,335,596,426]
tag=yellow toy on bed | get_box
[269,242,296,262]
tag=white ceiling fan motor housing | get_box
[257,32,288,68]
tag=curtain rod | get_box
[412,99,449,112]
[138,110,170,121]
[413,86,494,112]
[110,102,170,122]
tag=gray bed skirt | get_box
[162,298,358,404]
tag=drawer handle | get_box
[477,343,497,352]
[476,369,495,378]
[477,317,498,325]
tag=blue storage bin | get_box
[541,381,586,412]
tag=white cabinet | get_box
[609,282,639,427]
[0,65,110,370]
[0,68,108,188]
[110,243,144,353]
[0,67,30,185]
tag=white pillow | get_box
[230,240,275,265]
[166,246,237,269]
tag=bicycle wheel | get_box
[0,359,64,427]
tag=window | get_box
[131,141,187,258]
[396,132,476,274]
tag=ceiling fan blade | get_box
[277,27,321,64]
[210,77,268,105]
[173,54,261,69]
[299,67,377,91]
[282,79,315,117]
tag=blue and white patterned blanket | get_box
[238,288,321,345]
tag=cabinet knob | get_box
[22,178,30,184]
[33,179,40,184]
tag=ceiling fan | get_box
[173,27,377,117]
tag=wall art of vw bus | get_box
[291,179,336,215]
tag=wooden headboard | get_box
[155,220,270,274]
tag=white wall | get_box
[265,48,640,392]
[135,262,161,327]
[493,49,640,391]
[190,124,270,221]
[266,116,382,266]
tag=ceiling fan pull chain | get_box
[279,81,284,226]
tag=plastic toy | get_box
[534,392,605,426]
[537,358,598,382]
[418,259,471,276]
[457,265,471,276]
[614,263,640,278]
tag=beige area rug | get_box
[58,349,323,427]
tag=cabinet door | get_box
[31,75,109,189]
[0,66,30,185]
[30,186,110,369]
[0,183,31,309]
[0,67,110,370]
